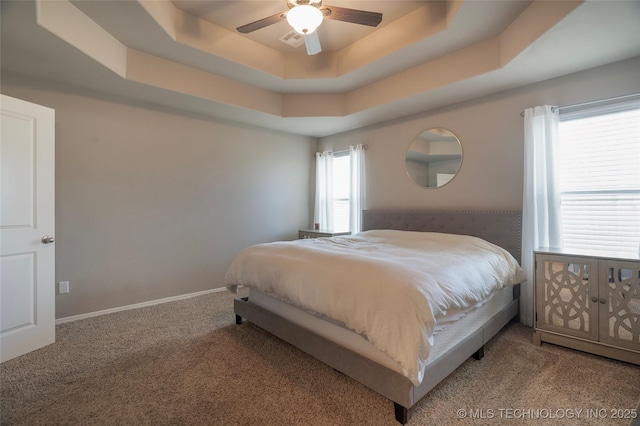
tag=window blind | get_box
[332,154,350,232]
[558,102,640,256]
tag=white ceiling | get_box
[1,0,640,138]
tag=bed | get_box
[226,210,524,424]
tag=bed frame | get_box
[233,210,522,424]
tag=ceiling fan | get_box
[236,0,383,56]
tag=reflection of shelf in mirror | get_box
[406,152,462,163]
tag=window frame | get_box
[557,97,640,257]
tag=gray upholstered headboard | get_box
[362,210,522,263]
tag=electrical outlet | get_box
[59,281,70,294]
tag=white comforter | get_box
[225,230,526,385]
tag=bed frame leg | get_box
[512,285,521,323]
[235,314,242,325]
[472,345,485,360]
[394,402,408,424]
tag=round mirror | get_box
[406,128,462,188]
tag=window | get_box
[314,145,365,234]
[332,153,351,233]
[558,99,640,256]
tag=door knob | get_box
[41,236,55,244]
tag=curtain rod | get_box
[315,144,368,156]
[520,93,639,117]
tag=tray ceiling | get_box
[1,0,639,137]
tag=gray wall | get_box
[319,57,640,211]
[3,56,638,319]
[2,81,316,319]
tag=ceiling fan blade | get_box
[236,12,285,34]
[322,6,382,27]
[304,31,322,55]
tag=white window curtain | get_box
[521,105,562,326]
[349,144,366,234]
[314,151,333,231]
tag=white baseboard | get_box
[55,287,228,325]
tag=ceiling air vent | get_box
[279,31,305,48]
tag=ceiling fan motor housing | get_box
[288,0,323,9]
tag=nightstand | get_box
[533,248,640,365]
[298,229,351,239]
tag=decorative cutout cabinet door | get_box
[598,259,640,353]
[533,250,640,365]
[535,254,599,341]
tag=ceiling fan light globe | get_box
[286,5,323,35]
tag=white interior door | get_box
[1,94,55,362]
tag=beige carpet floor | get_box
[1,288,639,425]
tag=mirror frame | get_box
[405,127,463,188]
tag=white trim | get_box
[55,287,228,325]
